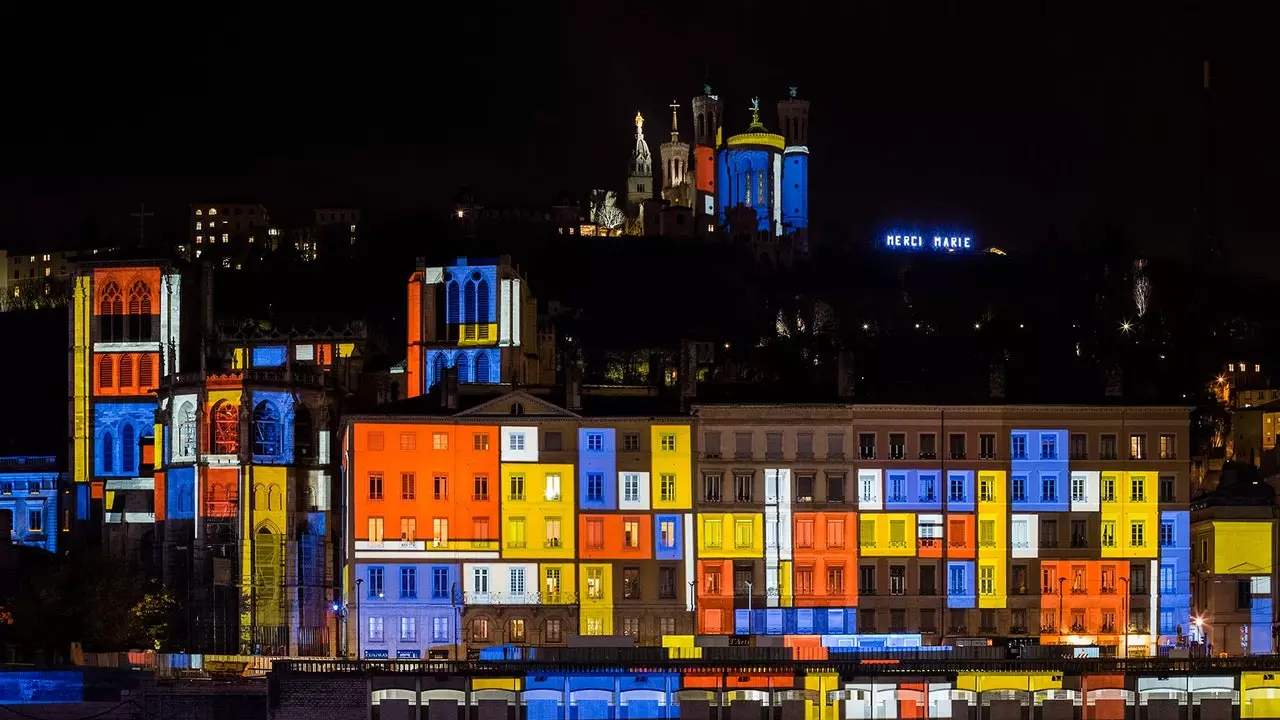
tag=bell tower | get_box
[626,112,653,218]
[660,102,692,207]
[690,86,724,226]
[778,86,811,237]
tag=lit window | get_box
[221,233,229,243]
[44,268,50,277]
[196,236,202,243]
[432,432,448,450]
[195,209,203,215]
[350,224,356,232]
[42,254,50,261]
[195,222,202,230]
[248,236,255,243]
[208,208,217,215]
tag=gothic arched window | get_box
[102,431,115,473]
[121,424,136,474]
[99,281,124,342]
[119,355,133,388]
[176,401,196,457]
[432,353,446,389]
[476,277,490,323]
[212,401,239,455]
[455,353,470,383]
[446,280,460,325]
[99,355,114,389]
[475,352,490,383]
[253,401,281,456]
[138,354,154,388]
[128,280,153,341]
[465,275,479,325]
[294,404,314,459]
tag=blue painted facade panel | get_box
[1009,429,1069,511]
[0,671,83,705]
[577,428,617,510]
[250,389,296,465]
[781,151,809,232]
[946,560,976,609]
[444,261,498,326]
[716,147,776,231]
[1251,599,1273,654]
[251,345,287,367]
[944,471,974,511]
[424,348,501,390]
[166,466,196,520]
[0,467,59,552]
[93,401,156,477]
[885,469,943,511]
[654,514,683,561]
[356,561,462,653]
[1159,510,1192,640]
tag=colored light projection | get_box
[0,456,60,552]
[781,148,809,232]
[348,418,696,657]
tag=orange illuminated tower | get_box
[690,86,723,231]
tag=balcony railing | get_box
[1009,626,1028,635]
[1100,586,1116,595]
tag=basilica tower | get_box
[777,86,810,236]
[660,102,692,207]
[626,112,654,218]
[690,87,723,226]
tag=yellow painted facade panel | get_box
[579,563,613,636]
[473,678,522,691]
[1213,521,1274,574]
[978,471,1007,608]
[861,513,917,557]
[696,512,764,559]
[957,672,1063,693]
[650,425,692,510]
[1241,672,1280,719]
[499,463,575,560]
[803,672,840,720]
[73,274,90,482]
[539,563,577,605]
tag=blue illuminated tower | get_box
[777,87,810,237]
[717,97,785,234]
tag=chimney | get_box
[443,366,459,410]
[0,508,11,547]
[566,362,583,412]
[837,351,855,399]
[989,363,1006,400]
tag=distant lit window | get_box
[221,234,229,243]
[42,254,50,261]
[350,224,356,232]
[43,268,50,277]
[208,208,217,215]
[195,222,202,230]
[195,209,202,215]
[195,236,202,243]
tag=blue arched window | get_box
[446,281,460,324]
[465,276,478,324]
[102,432,115,473]
[475,352,491,383]
[476,278,490,323]
[253,401,281,456]
[121,424,136,474]
[432,353,446,388]
[455,353,470,383]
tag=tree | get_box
[132,586,181,651]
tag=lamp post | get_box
[689,580,698,636]
[745,581,753,635]
[1058,577,1066,634]
[355,577,363,660]
[1119,576,1130,658]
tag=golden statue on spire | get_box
[634,111,644,130]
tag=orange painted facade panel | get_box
[793,511,858,606]
[92,267,162,315]
[204,467,239,518]
[141,442,154,468]
[946,513,975,558]
[1039,560,1128,636]
[94,352,161,396]
[578,514,653,560]
[154,471,166,520]
[90,481,104,500]
[783,634,826,661]
[406,273,422,398]
[695,147,716,193]
[352,423,500,547]
[898,683,929,719]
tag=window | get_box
[368,472,384,500]
[734,518,754,548]
[1131,566,1147,594]
[624,567,641,598]
[827,566,845,594]
[212,401,239,454]
[1040,518,1057,547]
[765,432,782,458]
[1100,433,1118,460]
[919,474,937,502]
[621,617,639,636]
[1102,520,1116,548]
[623,433,640,452]
[1071,475,1086,503]
[660,474,676,502]
[623,518,641,548]
[509,474,525,500]
[826,518,845,548]
[138,355,153,388]
[979,433,995,459]
[586,473,604,502]
[796,518,814,548]
[1071,520,1087,548]
[541,431,562,451]
[430,432,447,450]
[704,568,722,594]
[703,518,722,548]
[368,617,384,642]
[368,517,384,543]
[586,567,604,599]
[545,618,563,642]
[119,355,134,388]
[585,517,604,549]
[888,433,905,459]
[400,617,417,642]
[1130,521,1145,547]
[796,432,813,458]
[623,473,640,503]
[473,433,489,450]
[979,519,995,548]
[660,519,676,548]
[433,475,448,500]
[507,517,526,548]
[949,433,967,460]
[704,431,722,457]
[1070,433,1087,460]
[1012,475,1027,502]
[979,476,994,502]
[734,474,752,502]
[827,474,845,502]
[368,567,384,598]
[509,432,525,451]
[1041,474,1057,502]
[703,474,722,502]
[1159,474,1175,502]
[431,518,447,545]
[509,566,526,597]
[1040,434,1057,460]
[472,567,489,594]
[1012,519,1029,549]
[919,433,937,459]
[889,519,906,548]
[860,518,876,548]
[544,517,562,547]
[948,474,966,502]
[860,474,876,502]
[858,432,876,459]
[919,565,937,595]
[544,567,562,599]
[948,565,965,595]
[796,474,814,502]
[796,567,814,596]
[586,433,603,451]
[1130,476,1145,502]
[1159,433,1176,459]
[1101,476,1116,502]
[366,432,384,451]
[432,617,450,642]
[827,432,844,458]
[398,472,416,500]
[888,474,905,502]
[1011,434,1028,460]
[471,617,489,641]
[27,509,42,533]
[544,473,562,501]
[400,517,417,542]
[889,565,906,595]
[979,565,995,595]
[859,565,875,594]
[400,567,417,599]
[473,475,489,500]
[431,568,449,599]
[661,433,677,452]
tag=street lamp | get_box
[330,601,349,658]
[745,581,753,635]
[1058,577,1066,634]
[1119,576,1130,658]
[689,580,698,635]
[355,577,364,660]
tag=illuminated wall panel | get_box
[424,348,501,389]
[1009,430,1069,512]
[444,262,498,329]
[716,147,777,231]
[781,148,809,232]
[577,428,617,510]
[500,426,539,463]
[1010,513,1038,559]
[695,146,715,194]
[499,463,575,561]
[168,393,199,464]
[976,471,1007,608]
[1212,521,1272,574]
[857,469,882,511]
[1158,510,1191,640]
[72,274,91,483]
[771,152,782,235]
[945,471,974,511]
[654,513,684,561]
[249,389,295,465]
[251,345,287,367]
[166,466,196,520]
[579,563,614,636]
[1070,470,1100,512]
[650,425,692,510]
[93,401,156,477]
[697,513,764,559]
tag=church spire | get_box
[669,101,680,143]
[630,112,652,177]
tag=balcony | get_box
[920,587,937,596]
[1039,625,1057,634]
[544,539,563,549]
[1070,537,1089,548]
[1009,625,1028,635]
[1100,624,1116,634]
[1070,623,1087,633]
[765,452,782,461]
[1039,539,1059,549]
[948,626,968,635]
[950,452,968,460]
[1100,586,1116,595]
[1071,587,1087,595]
[796,451,814,460]
[918,538,938,550]
[979,625,998,634]
[919,452,937,460]
[948,539,966,548]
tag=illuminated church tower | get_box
[660,102,692,207]
[777,86,810,237]
[717,97,784,235]
[625,112,653,217]
[690,87,723,224]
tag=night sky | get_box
[2,2,1276,275]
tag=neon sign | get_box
[884,234,974,252]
